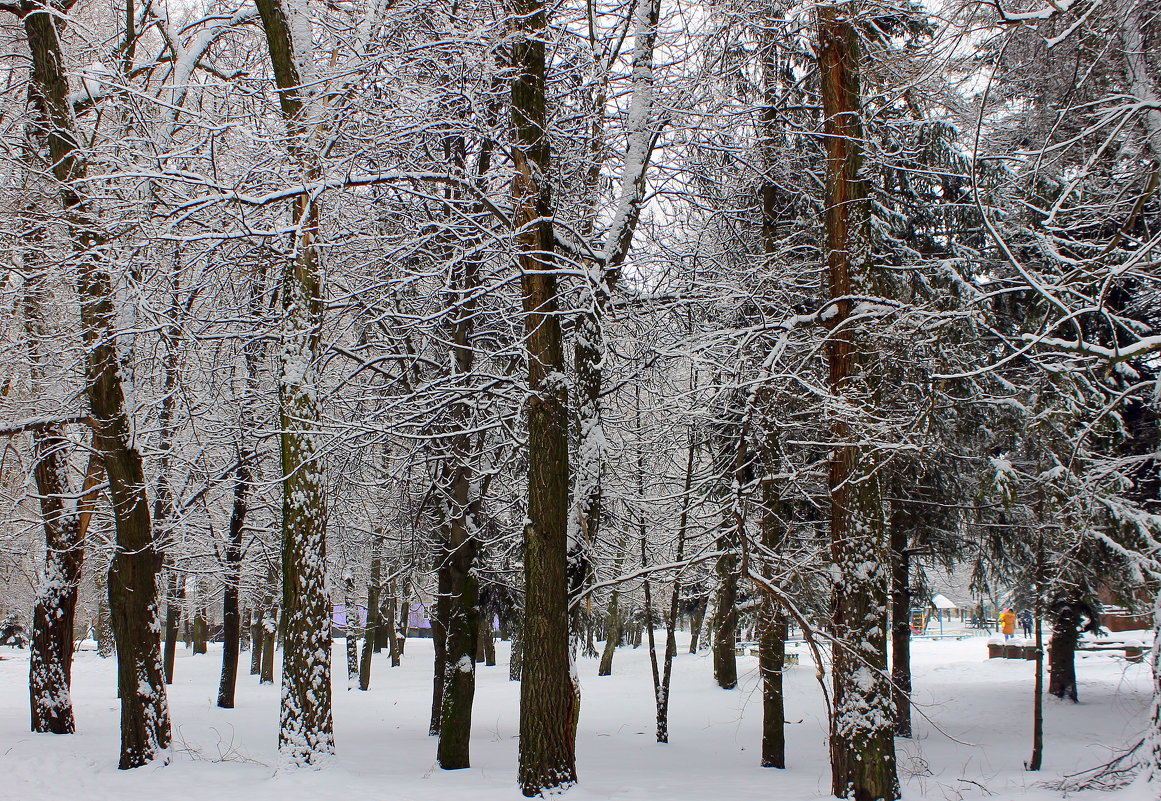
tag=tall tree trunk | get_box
[359,546,382,690]
[253,0,334,765]
[260,606,278,685]
[250,610,263,676]
[1029,527,1045,771]
[656,431,693,744]
[711,538,739,689]
[688,598,706,654]
[217,457,250,707]
[21,247,99,734]
[758,484,788,768]
[817,4,898,798]
[889,519,912,737]
[344,572,360,689]
[759,609,788,768]
[436,500,480,768]
[597,536,629,677]
[193,603,208,655]
[163,571,183,684]
[510,0,576,786]
[22,0,170,767]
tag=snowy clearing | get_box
[0,634,1151,801]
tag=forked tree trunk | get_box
[254,0,334,765]
[21,249,99,735]
[510,0,577,787]
[22,0,170,767]
[687,598,706,654]
[817,4,897,798]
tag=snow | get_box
[0,634,1152,801]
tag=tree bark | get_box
[21,249,100,735]
[164,571,183,684]
[359,546,382,690]
[711,537,739,689]
[510,0,577,786]
[1047,600,1080,703]
[817,4,898,798]
[22,0,171,767]
[253,0,334,765]
[889,520,912,737]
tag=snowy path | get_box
[0,635,1150,800]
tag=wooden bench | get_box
[1077,643,1145,663]
[988,643,1037,660]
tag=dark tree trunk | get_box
[1048,601,1080,703]
[817,6,898,798]
[344,573,360,689]
[254,0,334,764]
[510,0,576,790]
[217,457,250,708]
[193,608,208,655]
[711,543,739,690]
[260,607,277,685]
[597,595,622,677]
[23,0,171,768]
[889,521,912,737]
[250,610,263,676]
[162,571,183,685]
[760,609,788,768]
[359,548,382,690]
[436,520,479,769]
[688,599,706,654]
[20,204,100,736]
[28,437,94,734]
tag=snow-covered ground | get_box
[0,633,1151,801]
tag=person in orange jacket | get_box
[1000,608,1017,640]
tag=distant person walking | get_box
[1018,610,1033,639]
[1000,608,1017,640]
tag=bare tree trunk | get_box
[249,610,263,676]
[253,0,334,765]
[597,536,629,677]
[1029,526,1045,772]
[21,248,100,734]
[193,602,208,655]
[510,0,576,790]
[359,546,382,689]
[22,0,170,766]
[817,4,897,798]
[260,606,278,685]
[163,572,183,684]
[1047,598,1080,703]
[889,519,912,737]
[688,599,706,654]
[711,536,739,689]
[218,497,244,707]
[344,572,359,689]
